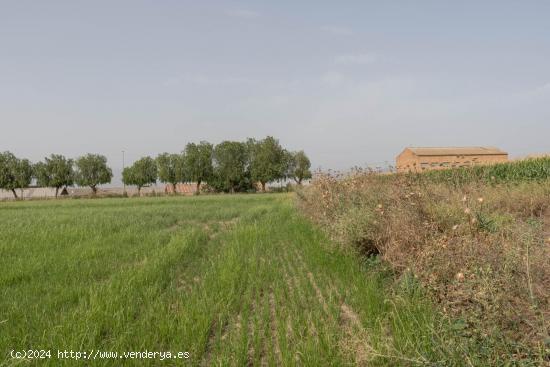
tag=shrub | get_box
[297,170,550,360]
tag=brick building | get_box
[396,147,508,173]
[164,183,199,195]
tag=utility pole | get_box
[122,150,126,195]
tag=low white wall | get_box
[0,187,59,199]
[0,185,168,200]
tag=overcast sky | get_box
[1,1,549,182]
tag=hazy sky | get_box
[1,1,549,181]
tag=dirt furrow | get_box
[269,290,283,366]
[307,271,330,315]
[339,303,374,366]
[280,251,307,307]
[201,317,226,367]
[246,297,257,366]
[292,248,332,317]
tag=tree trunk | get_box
[261,181,266,192]
[138,186,141,196]
[11,188,18,199]
[297,177,303,185]
[55,187,59,198]
[196,180,201,195]
[91,186,97,195]
[171,182,178,195]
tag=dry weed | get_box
[297,171,550,351]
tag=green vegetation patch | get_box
[1,194,477,366]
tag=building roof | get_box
[405,147,507,157]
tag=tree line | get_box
[0,136,311,198]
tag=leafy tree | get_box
[0,151,33,198]
[74,154,112,194]
[122,156,157,196]
[35,154,74,197]
[156,153,185,190]
[15,158,34,197]
[287,150,312,184]
[184,142,213,194]
[212,141,249,193]
[121,167,135,194]
[249,136,287,192]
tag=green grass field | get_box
[2,194,477,366]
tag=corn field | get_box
[415,157,550,186]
